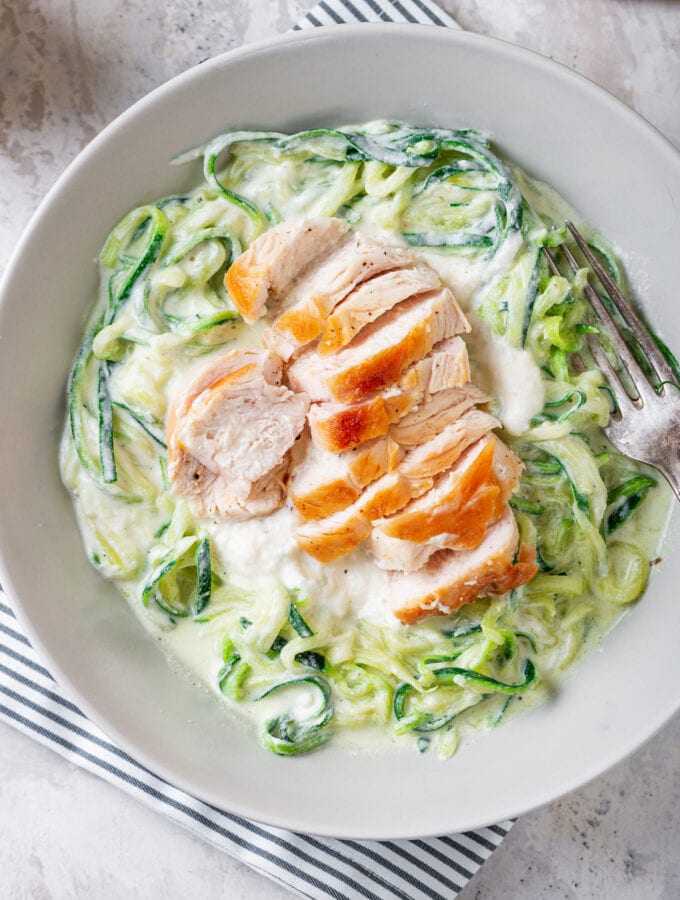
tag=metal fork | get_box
[543,221,680,501]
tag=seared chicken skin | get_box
[287,288,468,404]
[225,218,349,324]
[389,510,538,624]
[317,264,444,355]
[265,231,415,359]
[308,338,472,453]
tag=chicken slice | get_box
[399,336,471,395]
[170,448,297,521]
[398,408,500,488]
[168,348,279,423]
[168,348,309,519]
[294,409,498,560]
[374,487,504,573]
[263,232,416,359]
[377,436,500,542]
[288,436,362,521]
[287,288,467,404]
[294,472,413,563]
[371,437,523,572]
[382,437,521,541]
[308,389,414,454]
[390,383,488,448]
[317,264,448,355]
[288,433,404,521]
[225,218,349,323]
[390,510,538,624]
[346,434,405,488]
[400,336,473,400]
[308,338,472,453]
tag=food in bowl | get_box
[60,121,671,757]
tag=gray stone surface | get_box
[1,1,679,897]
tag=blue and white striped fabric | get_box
[0,2,516,898]
[293,0,458,29]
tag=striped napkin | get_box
[0,1,515,897]
[293,0,458,29]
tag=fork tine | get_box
[560,241,652,400]
[566,221,677,388]
[543,245,561,278]
[571,352,586,374]
[542,245,636,409]
[585,334,633,417]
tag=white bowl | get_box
[0,24,678,839]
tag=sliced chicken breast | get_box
[308,390,414,454]
[308,338,473,453]
[225,218,349,323]
[168,348,309,519]
[264,232,416,359]
[294,409,498,561]
[288,433,405,521]
[371,437,523,572]
[295,471,413,563]
[346,434,405,488]
[390,383,488,448]
[288,436,362,521]
[398,408,500,487]
[390,510,538,624]
[207,219,536,604]
[287,288,467,404]
[317,264,446,355]
[400,336,471,396]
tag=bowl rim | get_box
[1,21,679,839]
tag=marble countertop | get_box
[1,1,679,897]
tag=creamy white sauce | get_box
[205,506,400,627]
[138,519,412,752]
[464,321,545,434]
[357,222,545,434]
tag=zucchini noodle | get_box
[60,121,672,758]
